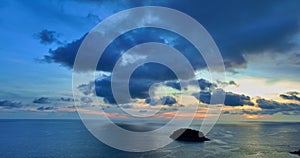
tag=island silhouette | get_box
[170,128,210,142]
[290,149,300,156]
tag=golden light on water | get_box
[243,114,269,119]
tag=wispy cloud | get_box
[33,97,50,104]
[34,29,62,45]
[0,100,22,109]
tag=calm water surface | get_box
[0,120,299,158]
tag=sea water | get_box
[0,120,299,158]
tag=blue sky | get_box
[0,0,300,121]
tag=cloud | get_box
[41,1,300,72]
[60,97,74,102]
[0,100,22,109]
[34,29,61,45]
[93,76,115,104]
[222,111,230,114]
[257,98,300,110]
[217,80,238,87]
[120,104,133,109]
[42,34,86,68]
[224,92,254,106]
[192,91,211,105]
[193,91,254,106]
[86,13,101,23]
[287,91,300,95]
[164,80,181,90]
[78,76,215,104]
[241,98,300,115]
[161,96,177,106]
[145,96,177,106]
[38,1,300,109]
[145,98,154,105]
[80,97,93,104]
[196,79,217,91]
[185,1,300,70]
[78,75,218,105]
[78,82,95,95]
[139,109,147,113]
[42,28,206,72]
[37,106,56,111]
[119,52,147,67]
[33,97,50,104]
[280,91,300,102]
[90,63,179,104]
[165,79,216,91]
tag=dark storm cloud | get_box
[0,100,22,109]
[42,28,206,72]
[95,76,167,104]
[193,91,254,106]
[42,34,86,68]
[90,62,178,104]
[78,76,215,104]
[42,1,300,71]
[80,72,230,105]
[178,0,300,70]
[280,92,300,102]
[93,76,114,104]
[37,106,56,111]
[34,29,61,45]
[41,0,300,106]
[33,97,50,104]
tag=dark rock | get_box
[170,128,210,142]
[290,149,300,156]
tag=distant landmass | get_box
[170,128,210,142]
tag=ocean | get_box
[0,119,299,158]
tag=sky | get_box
[0,0,300,122]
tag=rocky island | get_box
[170,128,210,142]
[290,149,300,156]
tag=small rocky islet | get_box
[290,149,300,156]
[170,128,210,142]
